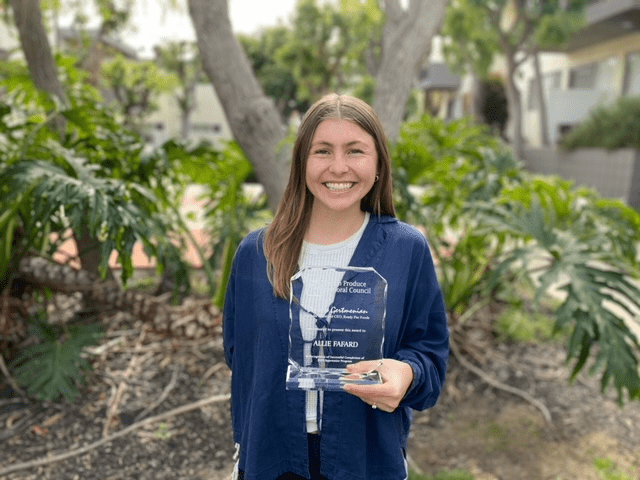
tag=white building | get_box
[426,1,640,148]
[521,0,640,147]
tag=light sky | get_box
[119,0,298,58]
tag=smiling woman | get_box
[222,93,450,480]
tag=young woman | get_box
[224,94,449,480]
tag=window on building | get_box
[569,62,597,89]
[191,123,222,134]
[569,57,618,96]
[594,56,618,94]
[528,71,561,111]
[624,51,640,95]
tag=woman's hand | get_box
[342,359,414,412]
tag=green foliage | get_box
[559,96,640,151]
[171,140,269,307]
[40,0,132,36]
[0,65,190,292]
[496,307,563,343]
[238,26,301,117]
[101,54,179,129]
[93,0,132,34]
[393,113,640,405]
[593,457,635,480]
[10,311,102,402]
[154,422,172,440]
[392,114,513,319]
[0,54,268,401]
[480,75,508,137]
[240,0,382,109]
[277,0,348,102]
[154,40,204,134]
[393,114,501,185]
[443,0,587,78]
[442,0,499,78]
[479,183,640,404]
[535,9,585,48]
[123,275,158,292]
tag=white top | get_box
[298,213,370,433]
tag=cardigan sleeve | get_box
[392,232,450,411]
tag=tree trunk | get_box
[470,74,483,122]
[10,0,67,104]
[532,48,550,146]
[187,0,289,211]
[73,226,115,281]
[11,0,108,280]
[505,55,524,161]
[373,0,448,141]
[179,81,197,140]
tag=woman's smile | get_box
[324,181,356,192]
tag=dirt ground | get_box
[408,341,640,480]
[1,301,640,480]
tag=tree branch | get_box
[450,338,552,424]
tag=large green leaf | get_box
[10,319,103,402]
[478,191,640,404]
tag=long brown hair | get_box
[263,94,396,299]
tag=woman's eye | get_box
[348,149,364,155]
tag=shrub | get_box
[560,96,640,151]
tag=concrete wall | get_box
[522,148,640,210]
[544,88,611,145]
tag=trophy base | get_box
[286,365,383,391]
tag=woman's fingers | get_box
[343,359,413,412]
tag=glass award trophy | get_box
[286,266,387,391]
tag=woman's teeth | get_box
[325,182,354,192]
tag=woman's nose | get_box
[329,152,349,174]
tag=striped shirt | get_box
[298,213,370,433]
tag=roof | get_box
[566,6,640,52]
[419,63,461,91]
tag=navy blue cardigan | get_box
[223,215,449,480]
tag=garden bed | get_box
[1,298,640,480]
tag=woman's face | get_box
[305,118,378,219]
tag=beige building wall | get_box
[567,32,640,96]
[189,83,232,142]
[143,83,232,147]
